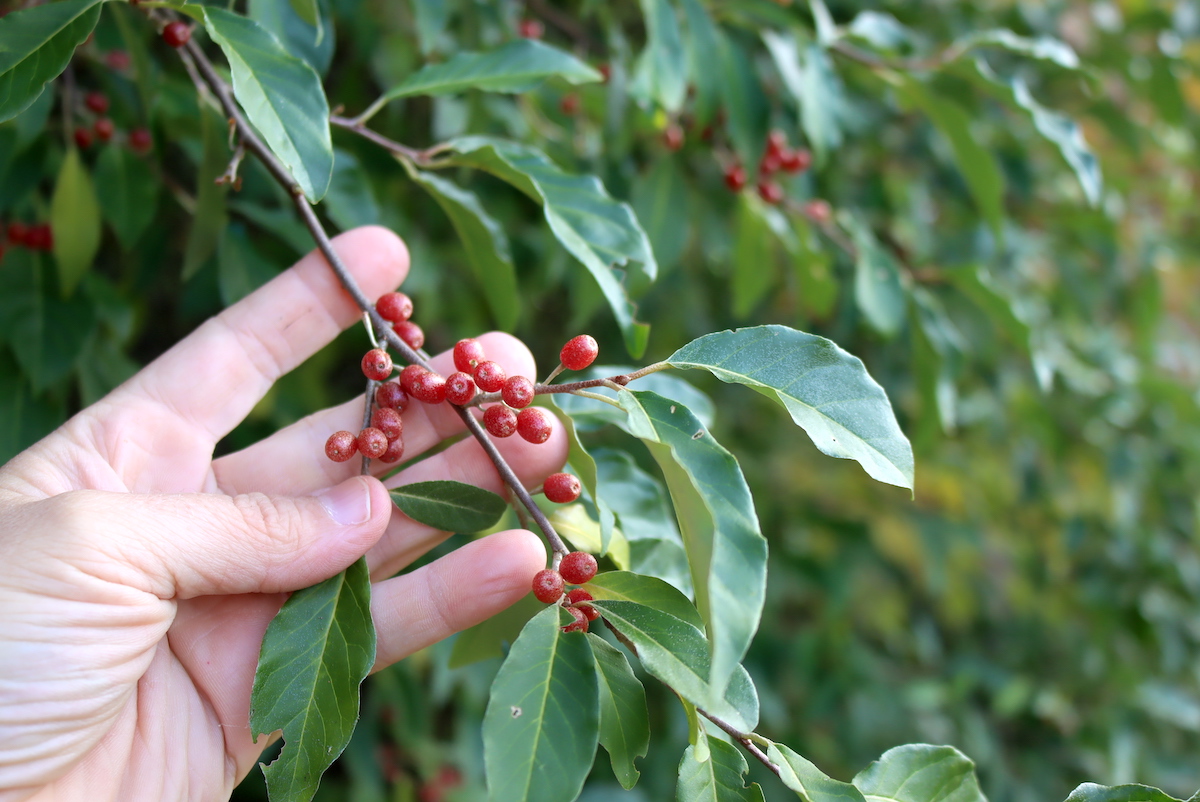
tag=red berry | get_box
[663,123,684,151]
[371,406,404,440]
[7,222,28,246]
[394,320,425,350]
[560,551,598,585]
[531,569,564,603]
[376,291,413,323]
[780,148,811,174]
[562,606,589,633]
[325,430,358,462]
[598,63,611,83]
[483,405,518,438]
[453,338,486,373]
[375,381,410,410]
[501,375,535,409]
[518,18,543,38]
[400,364,428,395]
[162,21,191,48]
[559,93,580,115]
[804,199,832,224]
[474,360,506,393]
[104,50,131,71]
[410,371,447,404]
[544,472,581,503]
[759,150,782,176]
[766,129,787,158]
[379,436,406,463]
[757,180,784,205]
[26,224,52,251]
[445,372,476,406]
[559,335,598,371]
[128,127,152,154]
[566,589,599,621]
[73,128,93,149]
[357,427,389,459]
[724,164,747,192]
[361,348,393,381]
[94,118,114,142]
[516,407,553,444]
[84,91,109,114]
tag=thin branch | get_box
[329,115,447,164]
[696,708,783,780]
[830,39,966,73]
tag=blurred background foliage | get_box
[2,0,1199,800]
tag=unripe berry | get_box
[531,569,564,603]
[394,320,425,350]
[400,364,427,395]
[375,291,413,323]
[757,180,784,205]
[410,371,447,404]
[73,128,93,149]
[544,472,581,503]
[380,436,405,463]
[162,21,191,48]
[562,606,589,633]
[483,404,518,438]
[357,427,389,459]
[724,164,747,192]
[325,430,358,462]
[453,338,487,373]
[128,127,152,154]
[780,148,811,174]
[361,348,393,381]
[474,360,506,393]
[501,375,535,409]
[376,380,410,410]
[445,372,476,406]
[559,551,597,584]
[663,123,684,151]
[559,335,598,371]
[371,406,403,440]
[94,118,114,142]
[84,91,109,114]
[516,407,553,444]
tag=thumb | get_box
[41,477,391,599]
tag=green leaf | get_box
[676,739,765,802]
[1064,784,1189,802]
[50,147,101,297]
[202,6,334,202]
[846,218,907,337]
[891,74,1004,240]
[554,406,614,551]
[945,264,1031,356]
[248,0,333,76]
[616,390,766,696]
[952,29,1081,71]
[763,32,845,164]
[586,570,704,631]
[588,634,649,790]
[411,0,449,56]
[218,223,280,306]
[680,0,721,127]
[666,325,915,490]
[846,11,917,52]
[550,503,630,569]
[0,0,103,123]
[325,149,381,231]
[389,480,507,533]
[631,156,690,273]
[630,0,687,114]
[93,144,159,252]
[852,744,985,802]
[448,593,542,669]
[552,365,714,431]
[288,0,320,31]
[732,194,779,318]
[407,166,519,330]
[8,257,96,394]
[591,600,759,733]
[768,743,867,802]
[444,137,656,357]
[250,558,375,802]
[719,30,770,174]
[182,108,229,281]
[483,606,599,802]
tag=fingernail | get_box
[316,479,372,526]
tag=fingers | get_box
[370,529,547,671]
[38,477,392,599]
[114,227,410,450]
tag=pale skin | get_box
[0,227,566,801]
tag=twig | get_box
[329,115,447,164]
[830,39,966,73]
[216,139,246,190]
[696,708,783,780]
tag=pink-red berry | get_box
[73,128,93,149]
[394,320,425,350]
[566,588,600,621]
[517,407,553,444]
[128,127,152,154]
[501,375,535,409]
[104,50,131,71]
[325,430,358,462]
[531,569,564,603]
[361,348,393,381]
[663,123,684,151]
[483,404,518,438]
[453,338,486,373]
[94,118,114,142]
[544,472,581,503]
[559,335,598,371]
[380,436,405,463]
[724,164,747,192]
[162,21,191,48]
[400,364,427,395]
[560,551,598,584]
[84,91,109,114]
[560,93,580,115]
[759,151,782,176]
[780,148,811,174]
[804,199,832,224]
[757,180,784,205]
[371,407,404,441]
[376,291,413,323]
[357,427,389,459]
[410,371,447,404]
[562,606,589,633]
[474,360,506,393]
[766,129,787,158]
[445,372,476,406]
[518,18,543,38]
[376,381,409,410]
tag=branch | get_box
[695,708,783,780]
[329,115,448,165]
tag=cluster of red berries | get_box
[70,91,150,153]
[2,222,54,261]
[723,129,812,204]
[531,551,600,633]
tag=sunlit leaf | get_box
[588,634,649,790]
[1064,784,1191,802]
[768,742,866,802]
[0,0,103,123]
[50,147,101,297]
[676,739,765,802]
[852,744,986,802]
[630,0,687,114]
[586,570,703,630]
[389,480,507,533]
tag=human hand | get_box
[0,227,565,802]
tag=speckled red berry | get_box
[400,364,427,395]
[325,430,357,462]
[517,407,553,444]
[162,21,191,48]
[560,551,597,585]
[376,381,409,410]
[559,335,598,371]
[410,371,447,404]
[483,405,518,438]
[445,371,476,406]
[376,291,413,323]
[562,606,589,633]
[566,589,599,621]
[371,407,404,441]
[361,348,393,381]
[394,320,424,350]
[474,361,506,393]
[380,436,405,463]
[544,473,581,503]
[501,375,534,409]
[453,338,486,373]
[531,569,564,603]
[84,92,109,114]
[357,427,389,459]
